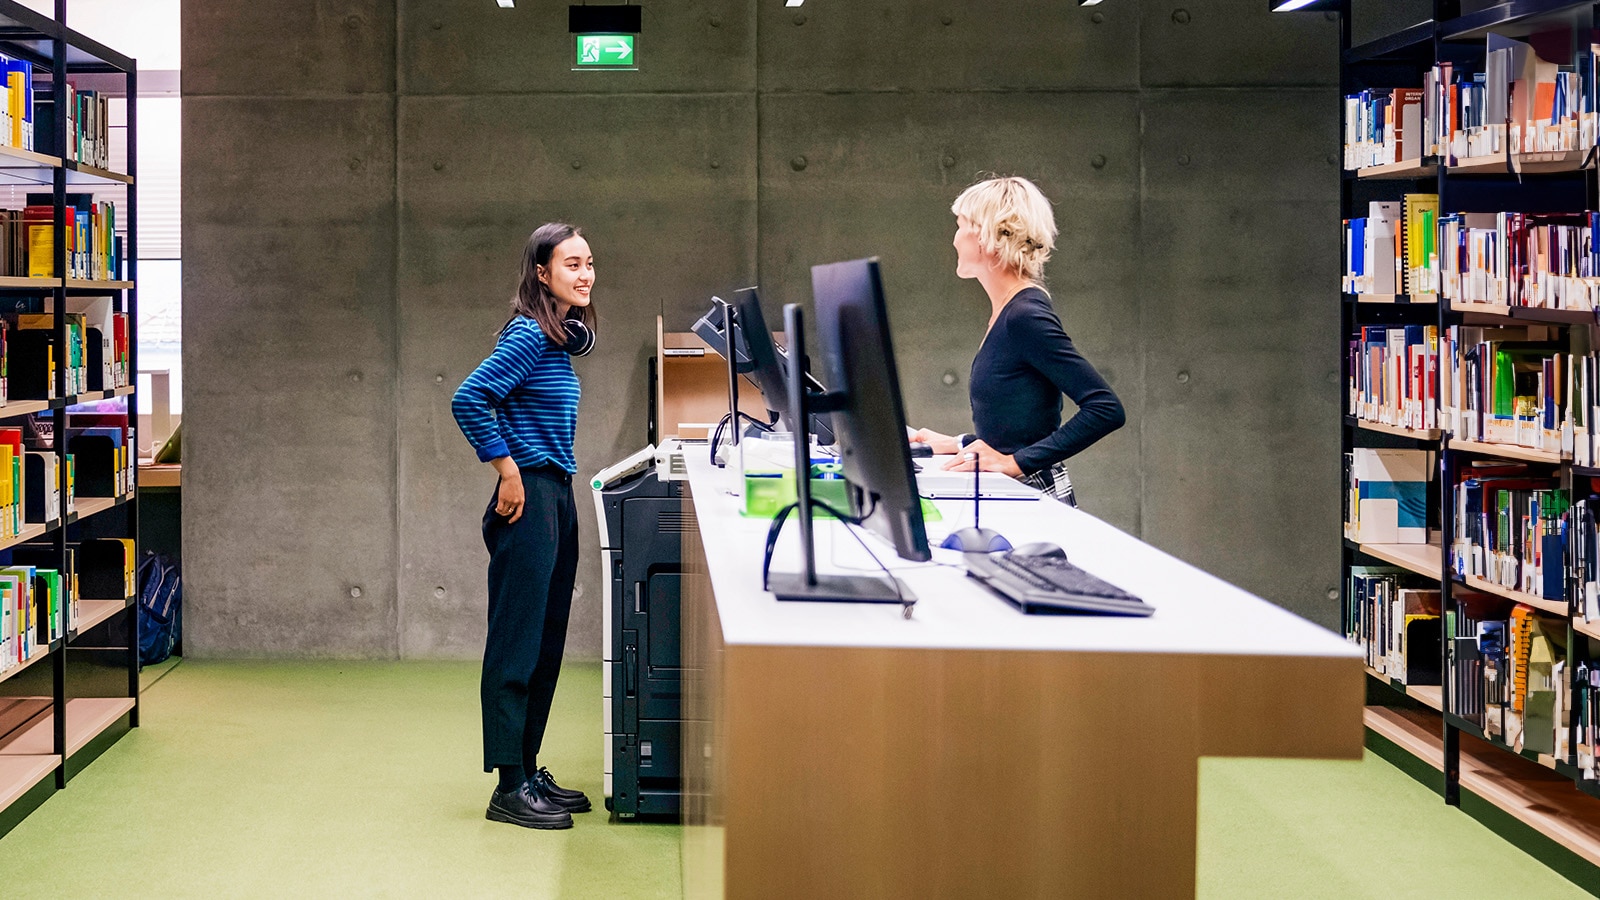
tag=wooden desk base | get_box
[682,499,1364,899]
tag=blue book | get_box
[0,57,32,150]
[1352,218,1367,280]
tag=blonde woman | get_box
[910,176,1124,506]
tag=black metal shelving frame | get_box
[1341,0,1600,871]
[0,0,136,839]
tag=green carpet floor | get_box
[0,660,1588,898]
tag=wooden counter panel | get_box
[681,488,1364,899]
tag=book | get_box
[1402,193,1440,295]
[1344,448,1432,544]
[19,195,122,283]
[1353,39,1600,168]
[1349,325,1438,431]
[1342,202,1402,295]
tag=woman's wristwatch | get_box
[956,433,977,449]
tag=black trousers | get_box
[480,465,579,773]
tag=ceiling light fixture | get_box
[1078,1,1105,6]
[497,0,514,7]
[786,0,804,6]
[1270,0,1338,10]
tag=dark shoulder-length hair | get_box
[508,222,596,346]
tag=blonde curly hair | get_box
[950,176,1057,284]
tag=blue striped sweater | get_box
[452,317,580,474]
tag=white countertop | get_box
[687,452,1360,659]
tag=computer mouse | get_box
[909,442,933,458]
[940,527,1013,554]
[1010,541,1068,560]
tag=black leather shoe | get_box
[532,767,592,813]
[486,782,574,830]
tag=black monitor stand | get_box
[763,303,910,605]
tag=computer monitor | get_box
[764,258,929,606]
[692,291,836,444]
[808,258,929,565]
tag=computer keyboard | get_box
[964,552,1154,617]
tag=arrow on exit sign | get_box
[576,34,635,68]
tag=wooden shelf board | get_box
[1351,293,1437,304]
[0,645,53,687]
[1365,705,1440,768]
[63,280,132,290]
[1407,684,1444,711]
[1355,159,1438,179]
[138,463,180,488]
[1462,575,1569,616]
[1362,668,1444,712]
[71,497,112,519]
[73,598,126,636]
[65,385,133,406]
[0,399,50,419]
[1452,301,1515,320]
[1355,419,1441,441]
[1447,437,1567,465]
[0,696,135,760]
[1449,149,1591,175]
[1356,541,1442,580]
[63,697,133,757]
[0,277,58,290]
[0,519,57,555]
[1464,738,1600,868]
[0,753,56,814]
[1512,307,1599,325]
[70,495,128,524]
[1366,704,1600,868]
[63,161,131,185]
[0,145,62,170]
[1576,618,1600,641]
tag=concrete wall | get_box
[182,1,1342,658]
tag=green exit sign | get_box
[575,34,636,69]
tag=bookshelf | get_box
[0,0,137,838]
[1340,2,1600,888]
[1331,0,1600,883]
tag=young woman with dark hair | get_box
[452,222,596,829]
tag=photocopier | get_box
[590,440,691,819]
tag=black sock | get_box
[497,765,526,793]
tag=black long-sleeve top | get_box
[969,287,1126,475]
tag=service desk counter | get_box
[679,454,1362,899]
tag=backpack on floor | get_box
[137,552,181,667]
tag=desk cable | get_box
[760,497,916,619]
[708,411,775,467]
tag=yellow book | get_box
[26,223,49,279]
[0,445,14,539]
[115,537,134,594]
[1402,193,1441,295]
[8,73,21,151]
